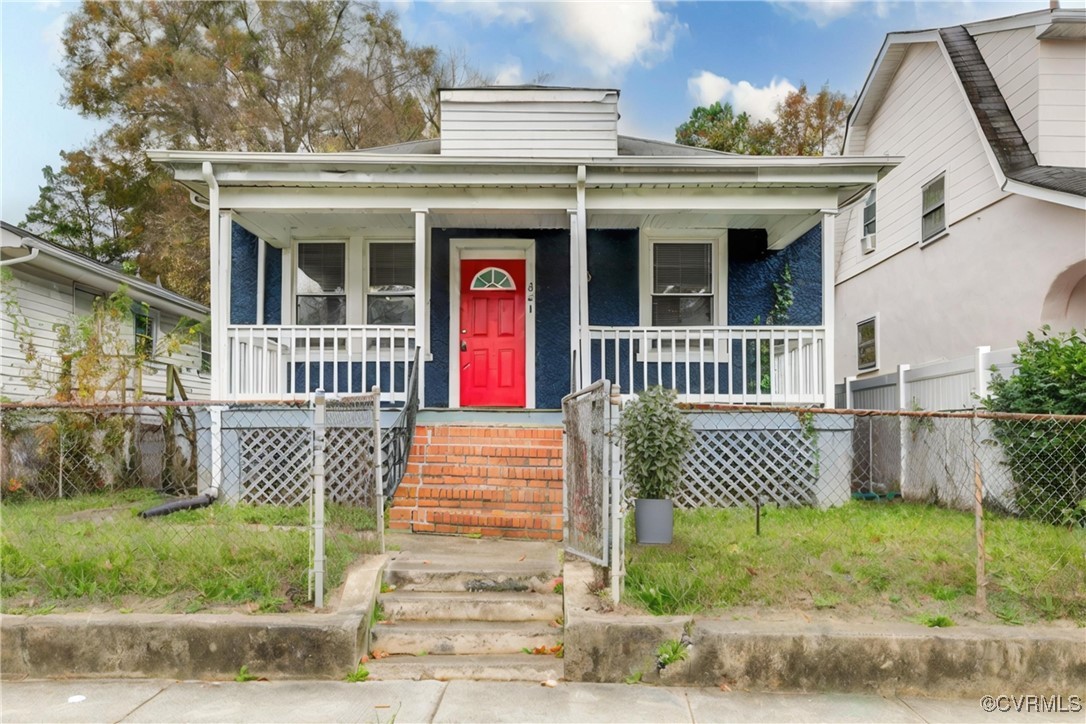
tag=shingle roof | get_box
[939,25,1086,198]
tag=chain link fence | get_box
[0,397,383,615]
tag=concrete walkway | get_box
[3,679,1081,723]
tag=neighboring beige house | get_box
[835,7,1086,385]
[0,221,210,401]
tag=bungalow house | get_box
[835,7,1086,401]
[0,221,210,402]
[150,86,898,538]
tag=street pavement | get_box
[2,679,1083,723]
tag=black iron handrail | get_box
[381,348,420,500]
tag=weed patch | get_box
[1,491,378,613]
[624,503,1085,624]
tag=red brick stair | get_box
[389,425,564,540]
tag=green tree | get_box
[676,83,851,156]
[26,1,452,303]
[985,327,1086,525]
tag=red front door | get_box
[459,259,526,407]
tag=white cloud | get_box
[688,71,797,122]
[494,61,525,86]
[35,0,64,10]
[546,2,683,76]
[42,12,69,63]
[770,1,893,27]
[435,1,682,76]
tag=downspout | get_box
[0,247,40,267]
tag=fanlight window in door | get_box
[470,267,516,290]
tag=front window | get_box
[651,242,712,326]
[863,189,877,237]
[921,174,946,242]
[857,316,878,371]
[296,243,346,325]
[134,304,154,357]
[367,242,415,325]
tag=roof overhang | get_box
[0,222,208,318]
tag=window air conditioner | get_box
[861,233,877,255]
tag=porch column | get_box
[821,211,836,407]
[568,209,581,391]
[413,208,428,405]
[576,166,591,389]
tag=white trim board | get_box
[447,238,537,409]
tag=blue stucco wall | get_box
[230,222,282,325]
[587,229,638,326]
[425,229,571,409]
[728,224,822,326]
[230,223,259,325]
[264,246,282,325]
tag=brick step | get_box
[380,591,563,623]
[370,621,559,656]
[420,427,562,440]
[393,486,561,503]
[408,448,563,462]
[364,653,562,682]
[388,519,561,540]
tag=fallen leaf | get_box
[371,649,390,660]
[541,679,558,688]
[719,682,731,692]
[518,555,526,561]
[359,655,369,664]
[745,567,757,577]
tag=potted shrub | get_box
[618,386,693,544]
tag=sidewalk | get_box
[2,679,1081,723]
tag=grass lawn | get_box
[1,489,378,614]
[624,502,1086,626]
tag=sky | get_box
[1,0,1076,222]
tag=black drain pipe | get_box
[139,488,219,518]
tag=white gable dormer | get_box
[438,87,619,158]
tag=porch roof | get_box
[149,148,900,249]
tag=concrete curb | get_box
[562,561,1086,698]
[0,555,387,681]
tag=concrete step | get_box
[380,591,563,623]
[365,653,562,682]
[370,621,560,656]
[385,564,559,592]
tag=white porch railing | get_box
[226,325,416,402]
[589,325,826,405]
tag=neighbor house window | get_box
[863,189,877,237]
[857,316,878,371]
[199,332,211,374]
[651,242,713,326]
[921,174,946,242]
[296,243,346,325]
[134,303,155,357]
[367,242,415,325]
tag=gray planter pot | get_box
[634,498,674,545]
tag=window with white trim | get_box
[862,189,877,237]
[651,242,713,326]
[367,242,415,325]
[199,332,211,374]
[133,303,155,357]
[470,267,515,290]
[296,243,346,325]
[921,174,946,243]
[857,316,878,371]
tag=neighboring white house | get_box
[150,85,899,410]
[0,221,211,401]
[835,8,1086,389]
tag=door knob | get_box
[460,341,467,352]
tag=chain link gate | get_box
[562,380,624,602]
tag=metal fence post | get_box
[312,390,326,609]
[209,405,225,496]
[372,385,385,555]
[971,415,987,612]
[897,364,910,492]
[974,346,991,404]
[609,383,624,605]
